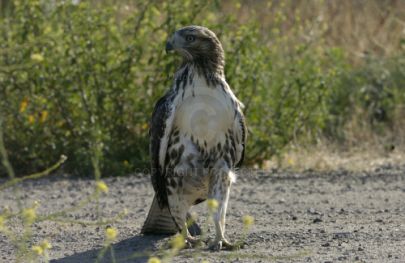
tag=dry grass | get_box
[90,0,405,62]
[264,141,405,172]
[227,0,405,63]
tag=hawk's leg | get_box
[182,223,201,248]
[208,168,238,251]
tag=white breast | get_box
[174,74,234,148]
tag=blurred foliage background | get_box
[0,0,404,177]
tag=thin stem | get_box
[0,117,22,209]
[0,155,67,191]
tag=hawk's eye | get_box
[185,35,195,42]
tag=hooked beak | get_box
[165,41,174,53]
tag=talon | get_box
[208,240,222,251]
[185,235,201,248]
[222,239,240,251]
[209,238,239,251]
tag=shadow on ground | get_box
[51,234,168,263]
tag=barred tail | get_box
[141,195,201,236]
[141,196,178,234]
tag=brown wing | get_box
[149,90,175,208]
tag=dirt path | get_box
[1,165,404,262]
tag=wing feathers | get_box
[150,91,175,208]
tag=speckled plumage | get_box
[142,26,247,250]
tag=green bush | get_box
[0,0,403,176]
[325,53,405,141]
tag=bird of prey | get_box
[141,25,247,250]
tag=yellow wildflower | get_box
[22,208,36,224]
[40,110,48,123]
[28,115,35,124]
[32,245,43,255]
[206,199,218,213]
[31,53,44,63]
[242,215,254,227]
[40,239,52,250]
[170,234,185,249]
[19,98,28,113]
[105,227,117,243]
[123,160,129,166]
[147,257,161,263]
[96,181,109,193]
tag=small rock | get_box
[321,242,330,247]
[333,232,351,239]
[313,218,323,223]
[308,208,317,214]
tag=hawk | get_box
[141,25,247,250]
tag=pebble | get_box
[333,232,351,239]
[313,218,323,223]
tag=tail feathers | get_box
[141,196,178,235]
[141,195,202,236]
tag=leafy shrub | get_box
[0,0,403,176]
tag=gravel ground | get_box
[0,164,404,263]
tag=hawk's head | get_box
[166,25,224,75]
